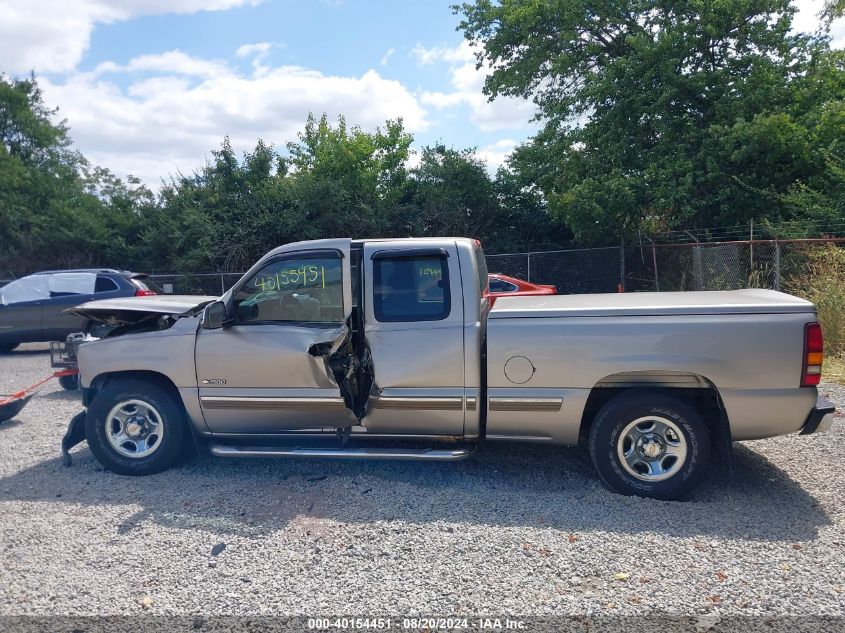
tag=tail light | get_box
[130,278,157,296]
[801,322,824,387]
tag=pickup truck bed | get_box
[489,288,814,317]
[64,238,835,500]
[487,289,818,443]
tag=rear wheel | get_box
[588,390,711,500]
[85,378,186,475]
[0,342,19,354]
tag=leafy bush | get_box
[786,246,845,356]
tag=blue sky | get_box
[1,0,840,188]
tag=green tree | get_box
[457,0,841,243]
[153,137,300,271]
[0,73,129,273]
[0,74,161,274]
[412,144,498,239]
[284,113,415,239]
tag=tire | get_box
[85,378,187,476]
[0,342,19,354]
[59,374,80,391]
[588,390,711,500]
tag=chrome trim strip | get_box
[485,434,553,442]
[466,397,477,411]
[200,396,347,411]
[208,431,466,440]
[368,396,464,411]
[209,445,475,461]
[488,397,563,412]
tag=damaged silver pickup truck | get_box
[63,238,835,499]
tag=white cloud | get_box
[792,0,845,48]
[235,42,273,60]
[415,42,536,133]
[97,51,231,79]
[380,48,395,67]
[0,0,262,74]
[475,139,518,173]
[411,41,475,65]
[235,42,282,75]
[41,51,429,187]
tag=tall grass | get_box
[786,245,845,356]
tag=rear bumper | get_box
[799,397,836,435]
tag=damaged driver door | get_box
[195,241,358,434]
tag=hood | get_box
[66,295,217,325]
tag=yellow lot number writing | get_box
[418,265,442,279]
[256,265,325,291]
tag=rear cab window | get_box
[372,252,450,322]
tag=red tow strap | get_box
[0,369,79,405]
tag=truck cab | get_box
[192,237,486,439]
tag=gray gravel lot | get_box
[1,344,844,618]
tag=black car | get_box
[0,269,158,353]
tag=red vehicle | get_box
[487,273,556,302]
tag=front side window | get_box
[373,255,450,322]
[234,255,344,324]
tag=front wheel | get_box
[588,390,711,500]
[85,378,186,475]
[59,374,80,391]
[0,342,19,354]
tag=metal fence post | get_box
[653,246,660,291]
[774,241,781,291]
[693,247,704,290]
[749,220,754,272]
[619,241,625,292]
[526,253,531,282]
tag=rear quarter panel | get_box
[486,312,817,443]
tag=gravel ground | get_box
[1,343,844,618]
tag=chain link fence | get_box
[623,240,843,293]
[146,272,243,296]
[2,238,831,297]
[487,247,623,294]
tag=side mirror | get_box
[202,301,229,329]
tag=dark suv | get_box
[0,269,157,353]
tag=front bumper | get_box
[799,397,837,435]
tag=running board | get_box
[208,444,475,461]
